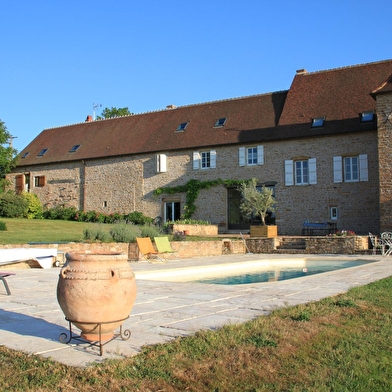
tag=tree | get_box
[96,107,133,120]
[0,119,18,192]
[239,178,276,226]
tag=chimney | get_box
[166,105,177,109]
[85,115,93,122]
[296,69,308,75]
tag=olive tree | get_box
[239,178,276,226]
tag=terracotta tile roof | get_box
[278,59,392,134]
[17,92,287,166]
[16,59,392,167]
[372,73,392,96]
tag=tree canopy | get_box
[239,178,276,226]
[96,107,133,120]
[0,119,18,191]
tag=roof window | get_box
[176,122,189,132]
[37,148,48,157]
[361,111,374,122]
[69,144,81,153]
[21,152,29,159]
[214,117,227,127]
[311,117,325,128]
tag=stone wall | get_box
[9,131,380,235]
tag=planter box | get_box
[170,224,218,236]
[250,225,278,238]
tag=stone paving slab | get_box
[0,253,391,367]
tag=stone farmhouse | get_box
[8,59,392,235]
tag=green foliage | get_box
[0,192,28,218]
[125,211,153,225]
[154,178,246,219]
[0,220,6,231]
[0,119,18,192]
[43,205,78,220]
[21,192,43,219]
[96,107,133,120]
[290,310,311,322]
[140,225,161,240]
[110,223,141,243]
[239,178,276,225]
[83,226,112,242]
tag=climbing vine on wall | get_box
[154,178,249,219]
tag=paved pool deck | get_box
[0,253,391,367]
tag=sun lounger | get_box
[136,237,165,263]
[154,237,180,261]
[0,272,15,295]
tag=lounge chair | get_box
[154,236,180,261]
[0,272,15,295]
[369,232,384,255]
[136,237,165,263]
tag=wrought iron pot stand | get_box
[59,316,131,356]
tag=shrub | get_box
[0,192,29,218]
[22,192,43,219]
[110,223,141,243]
[0,220,6,231]
[43,205,78,220]
[140,225,161,240]
[125,211,153,225]
[83,226,112,242]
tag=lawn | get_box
[1,277,392,391]
[0,218,99,244]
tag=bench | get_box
[0,272,15,295]
[301,222,337,236]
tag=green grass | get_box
[0,218,101,244]
[1,277,392,391]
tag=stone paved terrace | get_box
[0,253,391,367]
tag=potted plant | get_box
[239,178,277,237]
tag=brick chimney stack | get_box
[85,115,93,122]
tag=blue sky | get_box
[1,0,392,152]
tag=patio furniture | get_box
[0,272,15,295]
[154,236,180,261]
[369,233,385,255]
[381,232,392,256]
[136,237,165,263]
[302,222,337,236]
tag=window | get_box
[176,122,188,132]
[34,176,46,187]
[295,160,308,185]
[361,111,374,122]
[330,207,338,220]
[311,117,325,127]
[333,155,368,183]
[193,150,216,170]
[285,158,317,186]
[21,152,29,159]
[239,146,264,166]
[164,201,181,222]
[69,144,80,153]
[37,148,48,157]
[214,117,227,127]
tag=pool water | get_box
[195,259,371,285]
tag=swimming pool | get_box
[136,258,373,285]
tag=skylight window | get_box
[361,111,374,122]
[69,144,81,153]
[214,117,227,127]
[37,148,48,157]
[21,152,29,159]
[176,122,189,132]
[311,117,325,128]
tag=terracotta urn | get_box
[57,251,137,342]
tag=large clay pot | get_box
[57,251,137,342]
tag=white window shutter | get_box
[308,158,317,184]
[156,154,167,173]
[239,147,245,166]
[257,145,264,165]
[193,152,200,170]
[333,156,342,183]
[210,150,216,168]
[359,154,368,181]
[285,160,294,186]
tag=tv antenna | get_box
[93,102,102,120]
